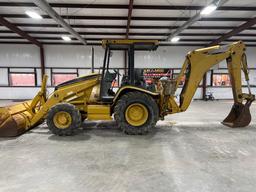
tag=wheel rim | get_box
[53,111,72,129]
[125,103,148,126]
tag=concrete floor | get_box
[0,100,256,192]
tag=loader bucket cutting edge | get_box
[222,101,253,128]
[0,101,34,137]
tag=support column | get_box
[124,50,127,75]
[40,47,45,81]
[202,73,207,100]
[128,45,135,85]
[91,47,95,73]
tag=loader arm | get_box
[0,74,100,136]
[163,41,255,127]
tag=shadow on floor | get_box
[48,131,91,142]
[46,120,161,141]
[10,120,255,142]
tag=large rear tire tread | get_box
[47,103,81,136]
[114,91,159,135]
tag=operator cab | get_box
[99,39,159,103]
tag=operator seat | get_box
[121,69,146,88]
[100,71,116,103]
[134,69,146,88]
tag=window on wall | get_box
[52,73,78,86]
[213,74,231,86]
[9,73,36,86]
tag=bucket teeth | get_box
[222,101,252,128]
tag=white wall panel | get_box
[249,70,256,86]
[206,71,211,85]
[94,47,124,68]
[0,44,40,67]
[135,46,199,68]
[52,69,77,73]
[36,69,42,86]
[45,69,52,86]
[0,44,253,69]
[0,68,8,86]
[207,87,256,99]
[92,47,104,68]
[9,68,35,72]
[44,45,92,68]
[43,46,124,69]
[0,87,55,100]
[78,69,92,76]
[246,47,256,68]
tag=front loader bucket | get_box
[222,101,253,128]
[0,101,33,137]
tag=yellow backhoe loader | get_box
[0,40,254,137]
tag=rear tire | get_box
[114,91,159,135]
[47,103,81,136]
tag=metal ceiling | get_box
[0,0,256,46]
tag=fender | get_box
[113,85,159,104]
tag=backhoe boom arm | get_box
[177,41,253,110]
[162,41,255,128]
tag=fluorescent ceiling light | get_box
[25,11,42,19]
[62,36,72,41]
[200,4,217,15]
[171,37,180,43]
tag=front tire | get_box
[114,91,159,135]
[47,103,81,136]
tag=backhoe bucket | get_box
[0,101,33,137]
[222,101,253,128]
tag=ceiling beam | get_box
[0,16,42,47]
[166,0,229,41]
[179,39,256,42]
[0,41,205,47]
[1,23,256,30]
[1,41,256,47]
[0,14,251,21]
[125,0,134,39]
[0,41,101,46]
[2,36,256,43]
[0,2,256,11]
[209,17,256,46]
[0,30,255,37]
[178,33,256,37]
[32,0,87,45]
